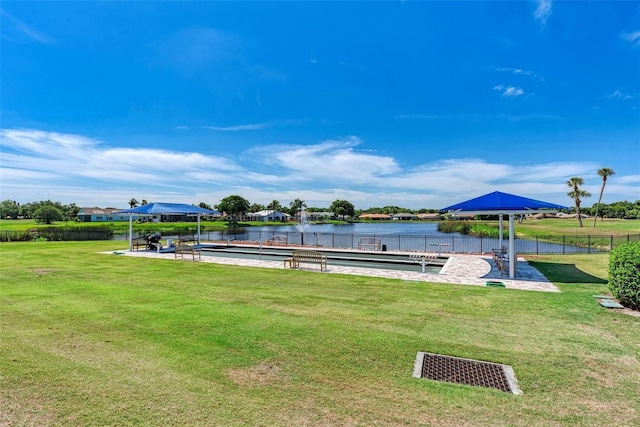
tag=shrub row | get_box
[438,221,507,238]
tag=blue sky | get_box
[1,1,638,210]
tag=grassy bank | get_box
[1,241,638,425]
[515,218,640,237]
[3,218,638,234]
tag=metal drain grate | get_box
[413,352,522,394]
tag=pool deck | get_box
[113,244,560,293]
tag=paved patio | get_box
[113,246,560,293]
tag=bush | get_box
[33,206,63,224]
[438,221,470,234]
[33,226,114,241]
[438,221,508,238]
[468,223,505,238]
[608,241,640,310]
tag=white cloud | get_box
[0,9,54,44]
[201,119,305,132]
[1,128,637,209]
[493,85,524,97]
[251,136,400,183]
[157,27,243,69]
[607,90,634,100]
[621,31,640,47]
[490,66,544,81]
[0,128,242,191]
[616,174,640,185]
[533,0,552,25]
[396,113,561,122]
[203,123,271,132]
[503,86,524,97]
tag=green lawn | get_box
[515,218,640,237]
[1,242,639,426]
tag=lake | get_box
[193,222,601,255]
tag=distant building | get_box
[417,213,441,220]
[392,213,418,221]
[77,207,141,222]
[359,213,392,221]
[77,207,222,223]
[306,211,334,221]
[246,210,290,222]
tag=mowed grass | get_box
[515,218,640,237]
[1,242,639,426]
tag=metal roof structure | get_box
[440,191,567,278]
[115,203,219,251]
[440,191,566,215]
[115,202,219,216]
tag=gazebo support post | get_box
[499,215,504,251]
[197,214,201,245]
[509,213,515,278]
[128,214,133,251]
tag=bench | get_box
[132,236,163,251]
[132,237,147,251]
[494,255,514,276]
[285,250,327,271]
[178,235,197,245]
[492,247,507,262]
[266,235,288,245]
[357,238,381,251]
[175,241,201,261]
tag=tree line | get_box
[0,200,80,224]
[2,197,639,226]
[2,166,638,227]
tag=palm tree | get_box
[129,198,139,208]
[289,198,306,218]
[566,177,591,227]
[593,168,615,227]
[266,200,283,212]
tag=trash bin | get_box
[167,238,173,247]
[382,244,387,251]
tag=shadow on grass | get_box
[528,261,607,284]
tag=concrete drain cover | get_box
[413,352,522,394]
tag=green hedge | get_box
[438,221,507,238]
[608,241,640,310]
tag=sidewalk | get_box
[114,249,560,293]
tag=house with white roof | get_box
[246,210,290,222]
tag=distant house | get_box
[528,212,556,220]
[417,213,441,220]
[307,211,334,221]
[77,207,142,222]
[246,210,290,222]
[392,213,418,221]
[78,207,222,223]
[561,213,590,219]
[293,210,333,222]
[359,213,392,221]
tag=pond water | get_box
[247,222,455,235]
[118,222,603,255]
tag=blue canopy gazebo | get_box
[115,202,219,251]
[440,191,566,278]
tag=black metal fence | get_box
[193,230,639,255]
[1,228,638,254]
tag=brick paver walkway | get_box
[112,245,559,293]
